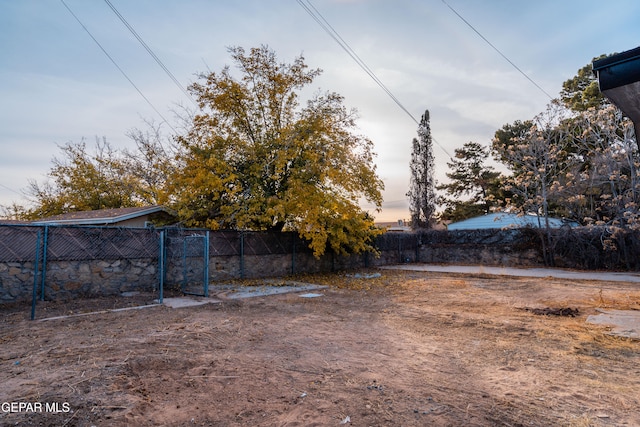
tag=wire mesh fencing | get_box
[163,229,210,296]
[45,226,158,261]
[374,232,421,263]
[161,229,317,288]
[1,225,326,311]
[1,224,420,320]
[0,225,44,318]
[0,224,161,319]
[4,222,633,319]
[0,225,41,263]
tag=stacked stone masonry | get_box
[6,225,625,304]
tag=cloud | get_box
[2,0,639,223]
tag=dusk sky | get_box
[1,0,639,221]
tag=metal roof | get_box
[32,206,172,226]
[447,212,574,230]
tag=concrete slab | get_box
[299,293,324,298]
[159,297,221,309]
[158,281,327,308]
[211,282,328,299]
[381,264,640,283]
[586,309,640,339]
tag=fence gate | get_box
[166,231,210,297]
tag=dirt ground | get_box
[1,268,640,427]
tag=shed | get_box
[32,206,176,227]
[447,212,575,231]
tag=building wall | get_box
[110,215,152,228]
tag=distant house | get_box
[377,219,412,232]
[447,212,576,231]
[31,206,176,228]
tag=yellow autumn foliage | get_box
[172,46,383,257]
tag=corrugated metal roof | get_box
[447,213,573,230]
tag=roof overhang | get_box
[593,46,640,145]
[32,206,172,226]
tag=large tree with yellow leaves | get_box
[172,46,384,256]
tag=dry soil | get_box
[1,268,640,426]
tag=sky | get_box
[1,0,639,222]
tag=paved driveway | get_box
[381,264,640,283]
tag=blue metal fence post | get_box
[204,231,210,297]
[30,230,42,320]
[240,232,245,279]
[158,230,165,304]
[182,237,188,293]
[40,225,49,301]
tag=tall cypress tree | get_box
[407,110,436,229]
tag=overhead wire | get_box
[297,0,416,125]
[296,0,452,159]
[441,0,554,100]
[297,1,555,215]
[0,183,22,197]
[60,0,177,133]
[103,0,198,108]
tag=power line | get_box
[103,0,198,108]
[296,0,452,159]
[0,182,22,197]
[60,0,177,133]
[298,0,416,125]
[441,0,554,100]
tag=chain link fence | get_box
[1,226,436,318]
[7,223,619,319]
[0,225,344,318]
[46,226,158,261]
[0,224,158,263]
[0,224,43,263]
[161,229,316,290]
[0,224,160,319]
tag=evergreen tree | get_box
[437,141,502,222]
[559,55,609,112]
[407,110,436,229]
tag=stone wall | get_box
[0,258,159,303]
[0,228,551,304]
[417,243,540,267]
[45,259,159,299]
[170,252,372,284]
[0,261,38,303]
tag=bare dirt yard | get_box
[1,268,640,426]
